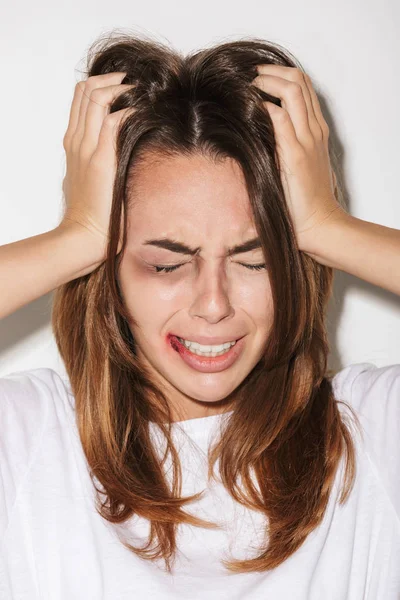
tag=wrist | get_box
[54,222,107,277]
[299,209,356,269]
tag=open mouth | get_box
[167,334,245,373]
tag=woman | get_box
[0,31,399,599]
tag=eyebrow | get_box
[142,236,262,257]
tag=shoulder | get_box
[0,366,73,426]
[0,366,74,456]
[0,367,74,535]
[0,365,71,396]
[332,361,400,518]
[331,361,400,438]
[332,361,400,417]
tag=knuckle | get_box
[62,134,70,151]
[293,146,307,163]
[321,121,330,138]
[84,73,123,90]
[84,77,94,93]
[76,74,109,93]
[311,127,324,142]
[103,111,120,128]
[275,107,290,125]
[304,134,317,149]
[79,77,100,98]
[317,131,325,143]
[70,135,81,154]
[289,67,303,81]
[78,141,92,160]
[304,72,313,85]
[84,78,97,94]
[75,81,85,94]
[89,87,106,103]
[288,81,303,97]
[90,150,107,170]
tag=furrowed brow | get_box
[142,237,262,256]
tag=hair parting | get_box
[52,28,362,574]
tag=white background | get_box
[0,0,399,378]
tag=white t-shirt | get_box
[0,362,399,599]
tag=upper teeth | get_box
[178,337,236,352]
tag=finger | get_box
[255,64,322,143]
[263,100,299,171]
[253,72,312,145]
[297,71,321,139]
[80,83,135,158]
[302,73,330,143]
[63,82,85,149]
[74,72,128,143]
[92,107,135,168]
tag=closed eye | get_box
[152,263,267,273]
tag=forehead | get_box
[126,153,256,237]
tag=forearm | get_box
[303,213,400,296]
[0,224,104,320]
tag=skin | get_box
[115,64,400,423]
[5,64,397,424]
[117,153,274,423]
[252,65,400,296]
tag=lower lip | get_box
[167,334,245,373]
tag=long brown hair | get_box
[52,29,362,574]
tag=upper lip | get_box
[171,334,245,345]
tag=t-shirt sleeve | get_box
[0,367,70,538]
[332,361,400,520]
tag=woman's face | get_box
[118,152,274,421]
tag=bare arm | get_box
[0,71,136,321]
[303,212,400,297]
[0,224,104,320]
[251,66,400,297]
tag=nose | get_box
[188,261,235,324]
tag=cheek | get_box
[118,258,273,324]
[236,275,273,316]
[118,264,180,323]
[247,287,274,341]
